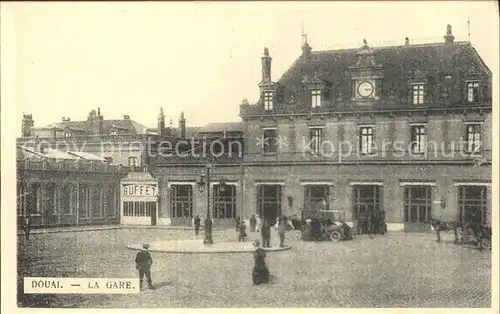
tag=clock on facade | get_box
[357,80,375,98]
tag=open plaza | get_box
[17,228,491,308]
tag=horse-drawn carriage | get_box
[293,210,353,242]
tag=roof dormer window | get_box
[467,81,480,103]
[263,91,274,111]
[311,89,322,108]
[412,83,425,105]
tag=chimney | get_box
[261,47,272,83]
[179,111,186,138]
[405,37,410,46]
[50,126,57,139]
[444,24,455,44]
[21,114,34,137]
[123,115,130,120]
[158,107,165,135]
[62,117,71,122]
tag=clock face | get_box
[357,81,374,98]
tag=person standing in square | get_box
[135,244,155,290]
[194,214,201,235]
[249,215,257,232]
[235,216,241,232]
[238,221,247,242]
[261,220,271,248]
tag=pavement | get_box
[127,239,291,253]
[16,224,211,235]
[17,228,492,308]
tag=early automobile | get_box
[298,210,353,242]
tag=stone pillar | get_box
[486,186,492,225]
[55,184,61,226]
[76,182,80,226]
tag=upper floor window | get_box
[104,157,113,164]
[466,124,481,154]
[467,81,480,103]
[110,130,117,136]
[311,90,322,108]
[412,84,425,105]
[309,128,323,154]
[410,125,427,154]
[128,156,138,167]
[263,92,274,111]
[262,129,277,154]
[64,131,72,138]
[358,126,374,155]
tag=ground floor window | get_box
[25,183,41,215]
[170,185,193,218]
[123,201,156,217]
[213,184,236,219]
[79,184,90,219]
[43,183,56,215]
[59,184,74,215]
[352,185,382,219]
[404,186,432,222]
[17,182,26,217]
[304,185,330,211]
[92,186,103,217]
[458,186,488,225]
[257,185,282,224]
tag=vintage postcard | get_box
[1,1,498,313]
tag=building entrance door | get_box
[352,185,382,234]
[148,202,157,226]
[458,186,488,225]
[403,185,432,232]
[257,185,282,226]
[170,185,193,226]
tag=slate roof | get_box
[243,41,491,115]
[51,119,148,135]
[197,122,243,134]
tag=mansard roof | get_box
[245,41,491,115]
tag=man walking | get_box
[194,214,201,235]
[277,216,287,248]
[135,244,155,290]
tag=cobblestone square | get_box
[17,229,491,308]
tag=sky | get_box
[3,1,499,131]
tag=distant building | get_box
[19,108,180,167]
[16,148,129,228]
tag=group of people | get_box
[235,215,290,248]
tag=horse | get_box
[425,219,492,250]
[461,221,492,250]
[424,219,461,243]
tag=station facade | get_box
[149,25,492,231]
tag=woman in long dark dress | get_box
[252,240,270,285]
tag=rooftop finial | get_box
[263,47,269,56]
[301,20,308,45]
[467,17,471,42]
[363,38,367,45]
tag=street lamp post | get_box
[197,164,213,244]
[197,163,228,245]
[204,164,213,244]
